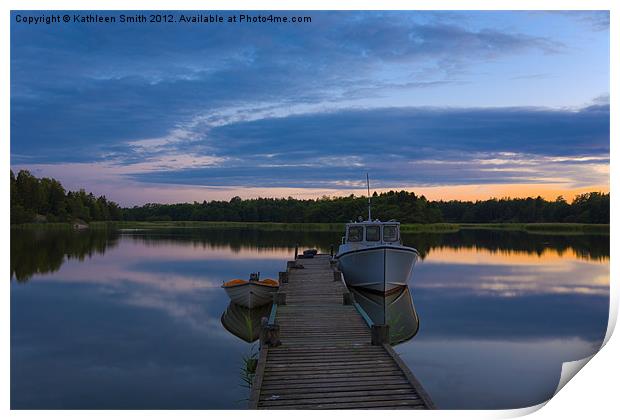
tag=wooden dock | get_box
[249,254,434,409]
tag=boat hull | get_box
[222,282,277,308]
[336,246,418,293]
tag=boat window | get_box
[348,226,363,242]
[366,225,380,241]
[383,225,399,242]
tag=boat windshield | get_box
[348,226,363,242]
[365,225,380,241]
[383,225,399,242]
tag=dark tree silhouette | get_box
[10,170,609,225]
[122,190,608,224]
[10,170,123,224]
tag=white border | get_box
[2,1,616,420]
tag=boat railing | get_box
[353,300,374,328]
[268,302,278,325]
[259,297,282,348]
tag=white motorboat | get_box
[221,273,279,308]
[336,175,419,294]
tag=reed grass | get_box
[108,220,346,231]
[457,223,609,235]
[240,345,259,390]
[11,222,75,230]
[399,223,460,232]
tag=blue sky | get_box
[10,11,609,205]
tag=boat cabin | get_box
[342,221,401,246]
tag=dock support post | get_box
[260,317,281,347]
[294,244,299,260]
[371,324,390,345]
[343,292,354,305]
[330,245,334,257]
[274,292,286,305]
[278,271,288,284]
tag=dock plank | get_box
[250,254,434,410]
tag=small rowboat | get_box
[222,273,279,308]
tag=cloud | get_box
[11,11,567,164]
[554,11,610,32]
[10,11,609,201]
[111,104,608,188]
[12,103,609,193]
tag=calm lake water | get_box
[11,227,609,409]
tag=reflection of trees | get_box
[11,227,608,284]
[124,228,342,254]
[125,228,609,261]
[10,228,120,282]
[403,230,609,261]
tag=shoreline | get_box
[10,221,610,235]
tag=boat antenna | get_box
[367,173,372,221]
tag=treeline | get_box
[123,191,443,223]
[11,170,122,224]
[124,190,609,224]
[10,170,609,225]
[436,193,609,224]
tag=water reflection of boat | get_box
[350,286,419,345]
[221,273,279,308]
[221,302,272,343]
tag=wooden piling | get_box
[371,324,390,345]
[278,271,288,284]
[343,292,354,305]
[273,292,286,305]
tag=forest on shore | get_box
[10,170,610,225]
[11,170,123,224]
